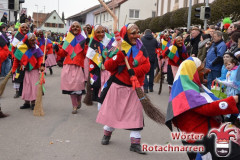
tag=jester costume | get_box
[164,40,188,89]
[86,28,114,102]
[56,26,87,113]
[12,26,29,98]
[0,32,9,75]
[165,57,240,159]
[37,35,56,74]
[96,24,150,153]
[12,34,44,109]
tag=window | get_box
[52,23,56,27]
[129,9,139,19]
[45,23,51,27]
[103,14,105,22]
[152,11,156,18]
[58,24,64,28]
[175,0,179,3]
[53,16,56,19]
[96,16,98,24]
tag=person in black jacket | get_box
[1,12,8,24]
[190,27,202,57]
[141,29,159,93]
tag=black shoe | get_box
[31,104,35,110]
[20,103,30,109]
[149,88,153,92]
[144,89,148,93]
[101,135,111,145]
[130,144,146,154]
[14,91,20,98]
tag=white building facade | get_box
[40,10,66,33]
[158,0,215,16]
[94,0,158,32]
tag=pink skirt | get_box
[98,70,111,97]
[22,69,39,101]
[157,57,168,73]
[61,64,85,92]
[96,83,144,129]
[45,54,57,67]
[84,57,89,81]
[171,65,178,78]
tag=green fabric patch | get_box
[168,51,175,60]
[70,51,76,59]
[108,47,119,58]
[180,75,200,92]
[62,41,70,50]
[14,49,24,60]
[134,59,139,67]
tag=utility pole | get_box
[35,5,38,28]
[57,0,59,33]
[187,0,192,31]
[204,0,209,30]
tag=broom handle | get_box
[124,57,131,70]
[42,33,48,64]
[98,0,118,32]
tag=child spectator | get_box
[216,56,240,121]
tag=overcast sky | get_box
[22,0,110,18]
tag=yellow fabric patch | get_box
[88,29,94,39]
[171,45,178,54]
[92,52,103,66]
[121,40,131,53]
[180,60,197,80]
[65,32,75,43]
[162,39,168,46]
[15,73,20,79]
[18,43,28,53]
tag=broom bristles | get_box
[0,71,11,97]
[136,88,165,124]
[33,84,44,116]
[83,75,93,106]
[154,72,161,83]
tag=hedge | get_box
[135,0,240,32]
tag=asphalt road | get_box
[0,67,188,160]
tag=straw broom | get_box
[154,61,161,83]
[124,58,165,124]
[33,34,48,116]
[0,70,12,97]
[83,73,93,106]
[98,0,165,124]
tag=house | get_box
[65,3,104,29]
[158,0,215,16]
[33,10,66,33]
[32,12,49,28]
[0,0,25,23]
[93,0,158,32]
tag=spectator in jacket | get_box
[197,34,211,62]
[141,29,158,93]
[1,12,8,24]
[190,27,202,57]
[206,31,227,89]
[228,32,240,54]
